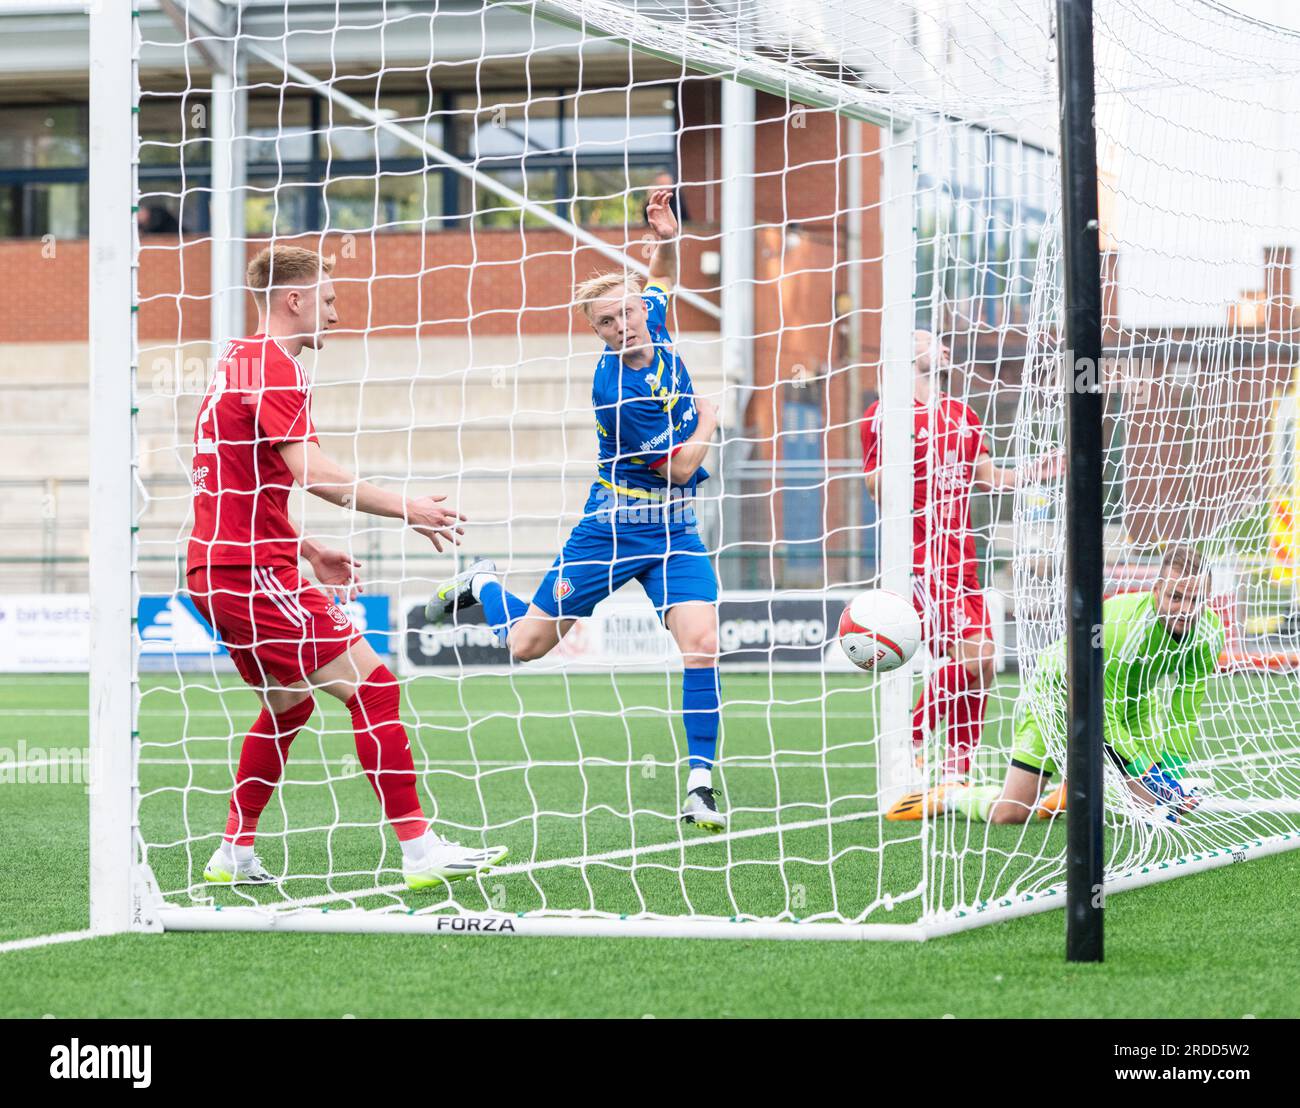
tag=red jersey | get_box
[186,335,318,573]
[861,394,987,584]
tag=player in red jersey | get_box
[862,331,1051,783]
[187,244,506,890]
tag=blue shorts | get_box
[533,520,718,621]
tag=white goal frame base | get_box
[132,830,1300,941]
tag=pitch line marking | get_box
[194,808,882,914]
[0,929,99,956]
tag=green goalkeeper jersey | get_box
[1022,591,1224,772]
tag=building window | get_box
[915,124,1051,330]
[451,85,677,229]
[0,105,90,237]
[0,104,87,168]
[320,171,445,233]
[780,398,827,584]
[0,85,677,239]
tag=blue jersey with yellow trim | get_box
[592,283,709,497]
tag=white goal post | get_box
[88,0,147,935]
[87,0,1300,942]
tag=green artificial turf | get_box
[2,671,1298,1018]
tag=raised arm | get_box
[645,187,678,291]
[278,439,465,551]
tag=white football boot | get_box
[681,786,727,833]
[203,847,276,885]
[426,557,498,624]
[404,832,509,890]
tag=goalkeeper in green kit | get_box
[887,545,1224,825]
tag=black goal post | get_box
[1056,0,1106,964]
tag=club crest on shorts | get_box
[326,603,352,630]
[553,578,574,603]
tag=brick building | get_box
[7,0,1290,603]
[0,3,893,595]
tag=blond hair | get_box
[1160,543,1206,581]
[246,245,334,303]
[574,271,642,321]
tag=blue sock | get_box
[682,667,720,770]
[478,579,528,644]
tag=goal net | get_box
[1009,0,1300,905]
[98,0,1300,940]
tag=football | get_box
[837,589,922,673]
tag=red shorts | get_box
[912,575,990,655]
[188,564,359,687]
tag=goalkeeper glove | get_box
[1136,764,1200,822]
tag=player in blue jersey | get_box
[428,188,727,831]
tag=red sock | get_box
[346,665,428,842]
[224,697,316,846]
[948,686,986,776]
[912,662,986,773]
[911,669,944,746]
[940,664,987,776]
